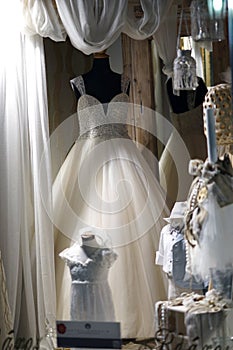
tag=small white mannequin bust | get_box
[81,230,101,256]
[59,227,117,321]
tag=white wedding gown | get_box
[53,76,169,338]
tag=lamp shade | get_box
[191,0,225,42]
[207,0,226,18]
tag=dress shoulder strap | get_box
[121,75,130,94]
[70,75,86,96]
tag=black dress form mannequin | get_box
[160,77,208,209]
[165,76,208,160]
[166,77,208,113]
[71,52,126,103]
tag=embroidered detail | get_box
[78,124,130,140]
[77,94,130,140]
[70,75,86,96]
[71,74,131,141]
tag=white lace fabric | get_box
[71,75,130,139]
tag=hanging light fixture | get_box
[207,0,227,18]
[173,5,198,93]
[191,0,226,42]
[207,0,227,40]
[191,0,212,41]
[173,49,198,91]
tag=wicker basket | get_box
[203,83,233,145]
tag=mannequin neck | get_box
[94,51,109,59]
[81,233,100,255]
[81,56,122,103]
[91,56,112,73]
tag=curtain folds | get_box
[0,1,56,347]
[153,4,178,78]
[123,0,173,40]
[54,0,128,54]
[22,0,66,41]
[21,0,174,54]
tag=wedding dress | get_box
[53,75,169,338]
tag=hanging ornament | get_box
[173,6,198,93]
[191,0,226,42]
[173,49,198,91]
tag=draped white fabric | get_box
[0,1,56,347]
[54,0,128,55]
[153,4,178,78]
[22,0,66,41]
[123,0,173,40]
[53,0,173,54]
[20,0,175,54]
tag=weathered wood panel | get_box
[121,34,158,161]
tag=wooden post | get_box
[121,34,159,168]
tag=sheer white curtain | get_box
[153,4,178,78]
[55,0,128,54]
[21,0,174,55]
[54,0,173,54]
[0,1,62,347]
[123,0,173,39]
[22,0,66,40]
[152,4,178,144]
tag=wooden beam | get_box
[121,34,159,174]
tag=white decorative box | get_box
[155,292,233,350]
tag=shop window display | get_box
[53,52,169,339]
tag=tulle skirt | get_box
[53,135,169,338]
[188,191,233,296]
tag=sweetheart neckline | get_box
[77,93,129,117]
[78,92,129,107]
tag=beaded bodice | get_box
[71,75,130,140]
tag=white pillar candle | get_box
[206,108,218,163]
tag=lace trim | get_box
[70,76,86,96]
